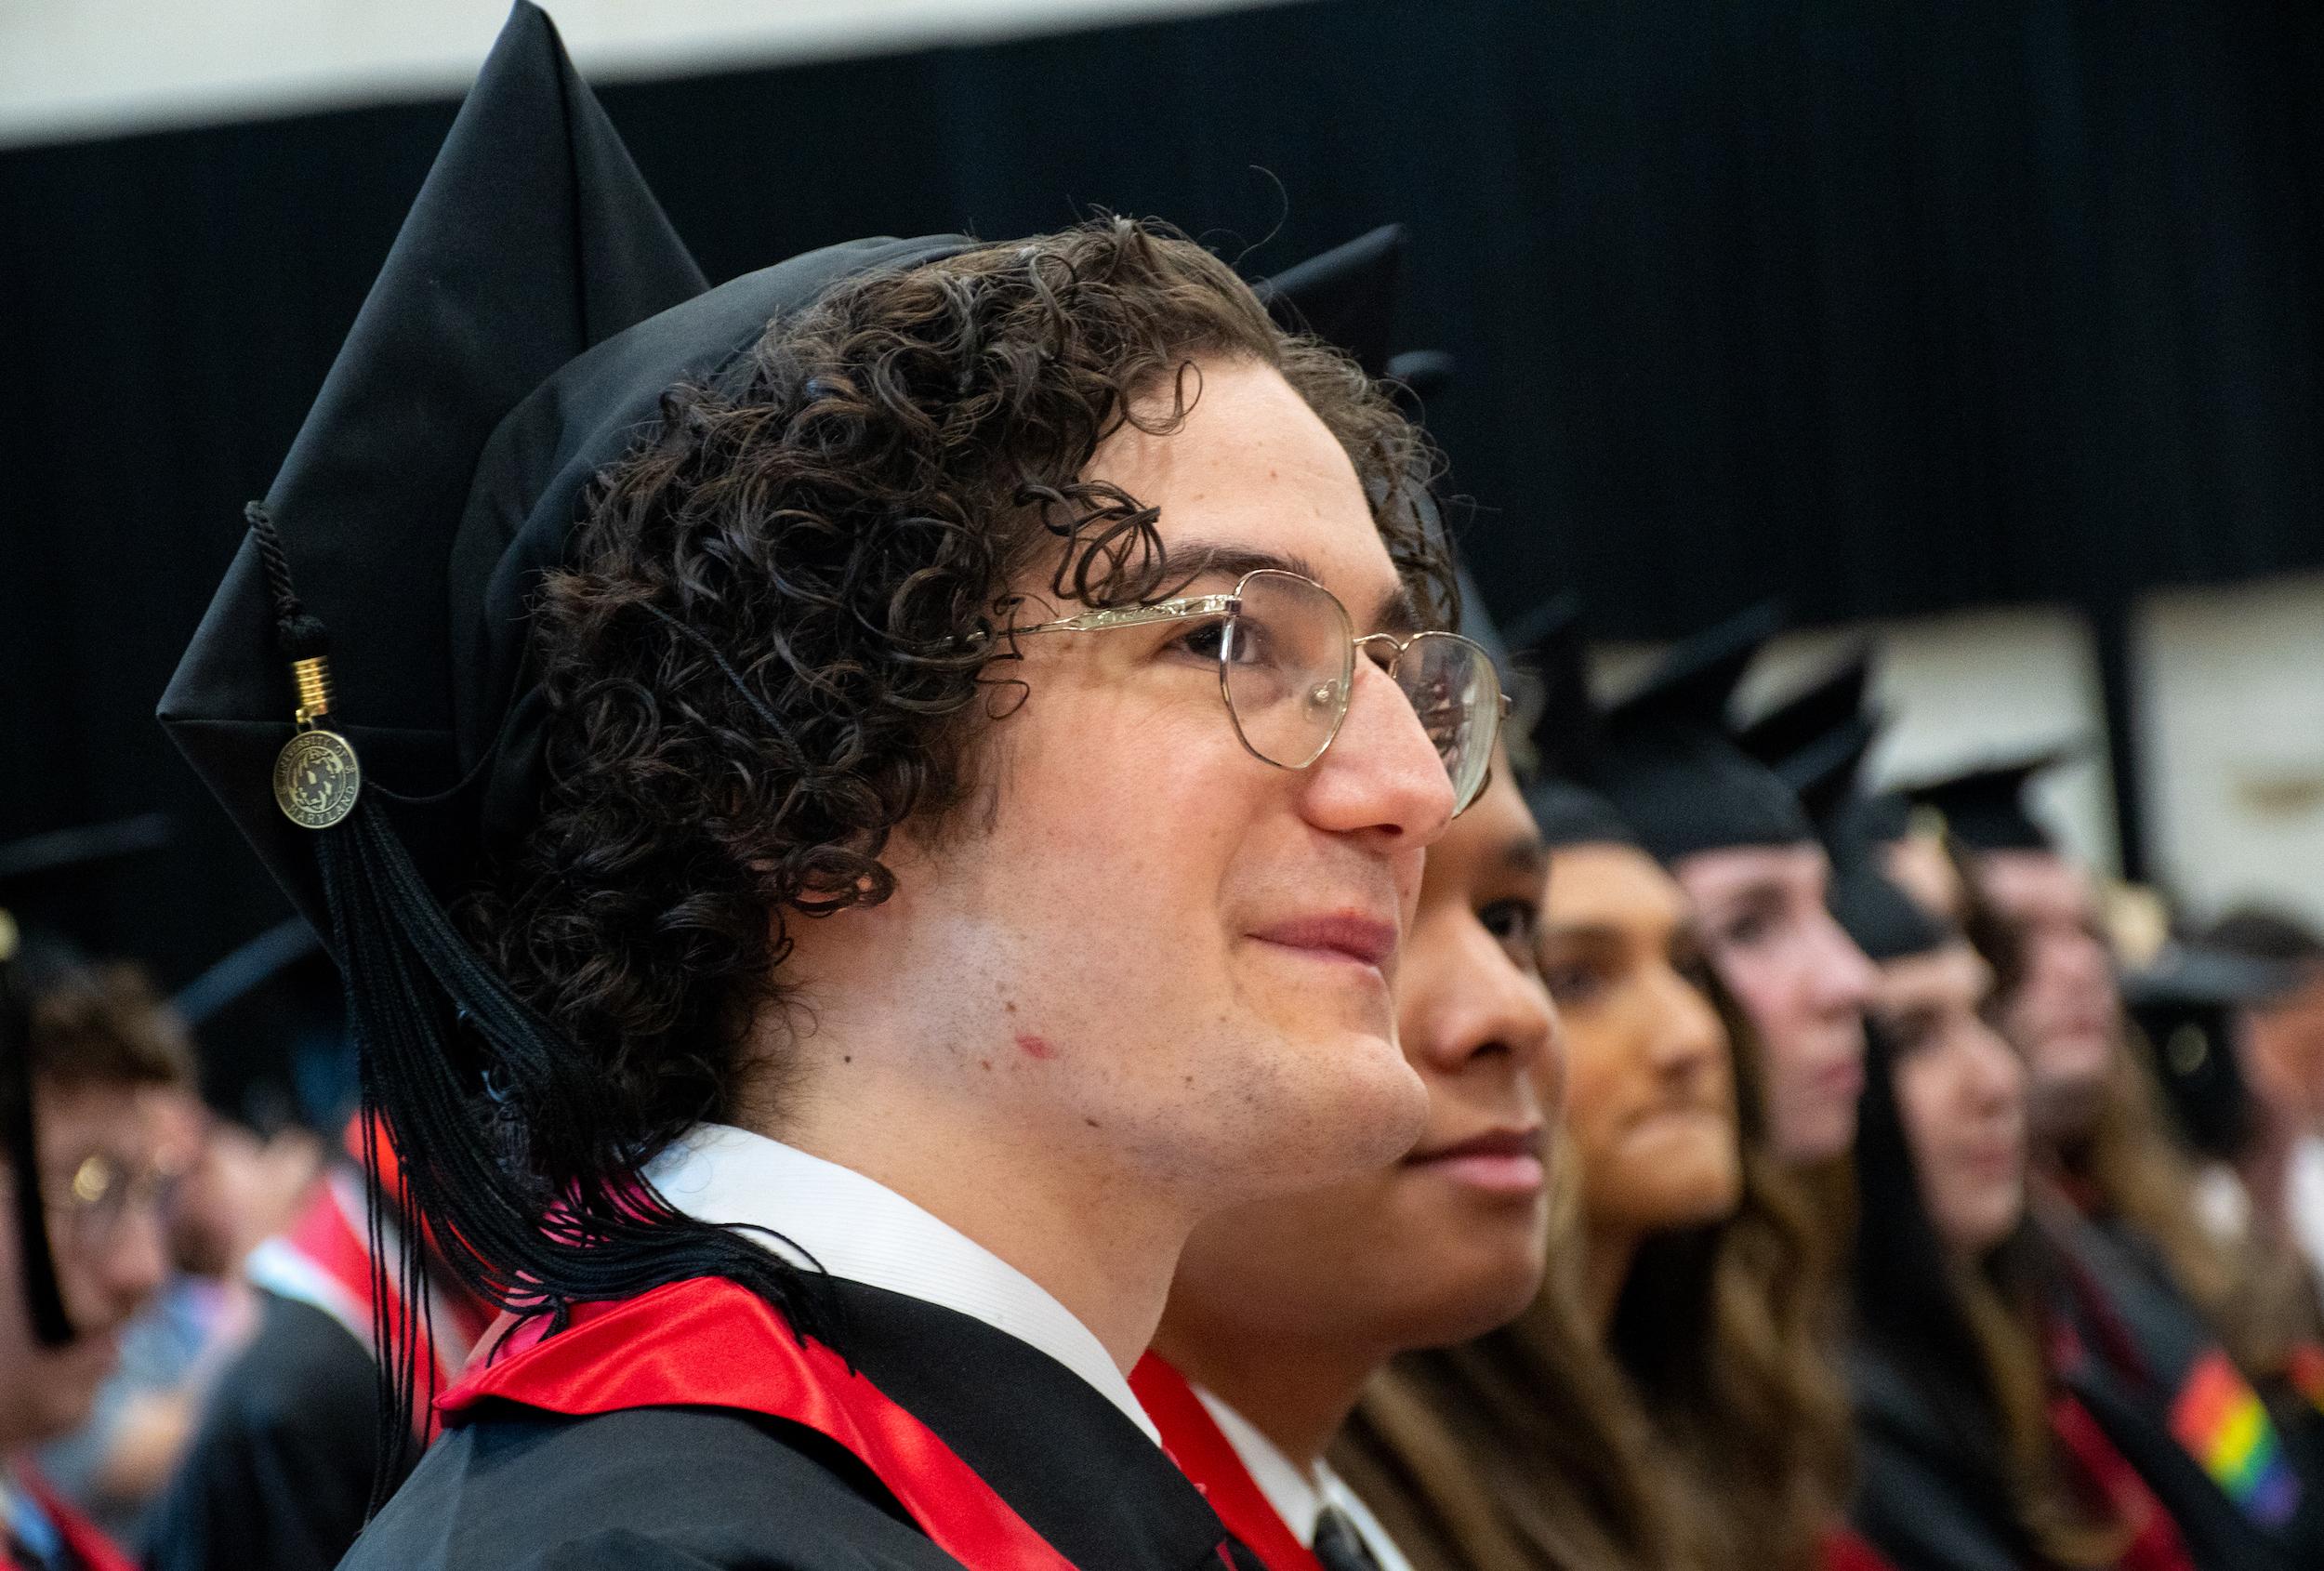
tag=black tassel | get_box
[0,953,73,1347]
[243,504,834,1515]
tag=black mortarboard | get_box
[155,2,974,1384]
[1831,859,1955,963]
[0,814,174,1346]
[1732,649,1948,959]
[1736,647,1873,789]
[1511,592,1591,776]
[1508,595,1637,849]
[1899,750,2076,854]
[2121,942,2293,1160]
[1456,565,1508,672]
[160,3,971,931]
[1257,224,1406,379]
[1580,604,1814,865]
[175,917,354,1136]
[1736,647,1881,833]
[1384,349,1455,411]
[1842,788,1916,851]
[1263,227,1455,442]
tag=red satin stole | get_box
[1820,1525,1900,1571]
[2048,1390,2198,1571]
[440,1277,1081,1570]
[21,1472,135,1571]
[1129,1354,1323,1571]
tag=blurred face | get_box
[1168,759,1554,1353]
[0,1079,181,1452]
[1885,834,1966,926]
[1543,843,1740,1237]
[1977,851,2119,1144]
[1880,942,2027,1256]
[822,358,1452,1208]
[168,1116,324,1278]
[2244,969,2324,1131]
[1674,844,1875,1166]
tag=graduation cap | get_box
[156,1,973,1389]
[0,814,174,1347]
[1257,225,1406,379]
[174,916,354,1137]
[1730,650,1952,960]
[1841,788,1915,852]
[1257,225,1457,420]
[2121,942,2293,1161]
[1736,647,1875,818]
[1897,749,2077,854]
[1578,603,1814,865]
[1505,595,1637,849]
[1829,858,1954,963]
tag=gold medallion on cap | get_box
[272,729,362,829]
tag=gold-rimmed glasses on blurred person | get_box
[40,1144,184,1255]
[1014,567,1511,815]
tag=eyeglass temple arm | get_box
[1013,592,1241,636]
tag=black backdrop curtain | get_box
[6,0,2323,970]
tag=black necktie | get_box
[1313,1504,1386,1571]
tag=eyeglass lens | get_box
[1217,570,1499,812]
[1393,632,1497,812]
[1218,570,1355,772]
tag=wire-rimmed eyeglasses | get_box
[1014,568,1510,815]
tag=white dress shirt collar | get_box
[1194,1385,1416,1571]
[645,1123,1159,1445]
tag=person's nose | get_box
[1300,656,1456,850]
[1417,925,1561,1102]
[101,1197,171,1315]
[1961,1020,2027,1114]
[1644,961,1728,1085]
[1806,910,1879,1016]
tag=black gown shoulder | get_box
[337,1279,1232,1571]
[348,1406,955,1570]
[1845,1339,2030,1571]
[145,1289,390,1571]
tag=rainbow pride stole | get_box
[2170,1348,2300,1527]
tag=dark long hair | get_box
[1850,1016,2124,1567]
[1334,960,1849,1571]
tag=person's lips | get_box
[1406,1126,1546,1195]
[1952,1135,2023,1181]
[1813,1053,1867,1102]
[1248,913,1400,972]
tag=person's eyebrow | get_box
[1156,541,1323,591]
[1502,837,1551,879]
[1368,582,1425,639]
[1541,920,1625,947]
[1161,539,1427,636]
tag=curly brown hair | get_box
[469,218,1450,1189]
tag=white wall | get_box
[2136,574,2324,928]
[1599,581,2324,927]
[0,0,1299,149]
[1602,604,2119,872]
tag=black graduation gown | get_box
[337,1277,1245,1571]
[2040,1212,2317,1571]
[142,1290,391,1571]
[1846,1340,2035,1571]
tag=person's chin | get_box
[1414,1253,1548,1346]
[1779,1100,1860,1168]
[1283,1025,1429,1176]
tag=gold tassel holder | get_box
[271,653,363,829]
